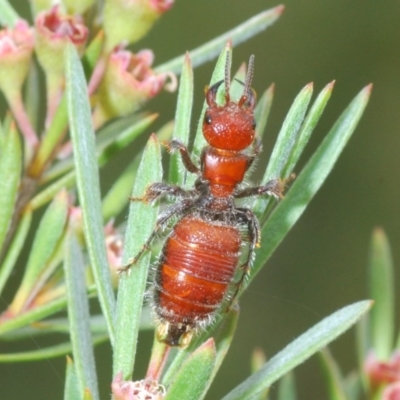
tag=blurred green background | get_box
[2,0,400,399]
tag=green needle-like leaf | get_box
[282,81,335,179]
[8,190,68,314]
[64,231,99,400]
[64,357,80,400]
[222,301,372,400]
[267,82,314,179]
[0,286,96,336]
[0,209,31,294]
[0,0,18,27]
[204,306,239,393]
[101,158,139,222]
[0,335,107,362]
[254,84,275,140]
[65,43,116,344]
[369,228,394,358]
[253,83,313,216]
[249,84,372,286]
[30,96,68,178]
[169,53,194,186]
[0,122,21,254]
[319,348,348,400]
[277,372,297,400]
[156,6,284,74]
[113,134,162,378]
[165,338,216,400]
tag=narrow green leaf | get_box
[155,6,284,74]
[0,295,69,335]
[282,81,335,178]
[169,53,194,185]
[0,285,140,338]
[355,314,370,392]
[254,84,275,141]
[102,158,139,222]
[30,170,75,211]
[250,349,269,400]
[222,301,372,400]
[0,335,107,362]
[369,228,394,358]
[205,306,239,394]
[82,30,105,79]
[64,231,99,400]
[97,114,158,165]
[101,118,170,221]
[0,0,18,27]
[64,357,81,400]
[319,348,348,400]
[65,43,116,344]
[248,85,372,286]
[165,338,216,400]
[25,62,40,134]
[9,190,68,314]
[30,96,68,178]
[46,113,157,183]
[253,83,313,216]
[277,372,297,400]
[0,209,31,294]
[0,122,21,253]
[0,315,111,340]
[343,371,362,400]
[113,135,162,378]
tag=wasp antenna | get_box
[224,51,232,102]
[243,54,255,96]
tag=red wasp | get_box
[120,54,285,347]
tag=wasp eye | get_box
[204,113,212,125]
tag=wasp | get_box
[120,54,285,347]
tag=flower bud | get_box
[365,351,400,387]
[383,382,400,400]
[93,47,176,127]
[112,372,166,400]
[103,0,174,51]
[0,20,34,99]
[35,5,89,80]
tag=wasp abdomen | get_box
[154,216,241,346]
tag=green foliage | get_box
[0,1,375,399]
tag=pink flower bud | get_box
[103,0,174,51]
[112,372,166,400]
[93,47,176,127]
[365,351,400,386]
[35,5,89,125]
[383,382,400,400]
[0,20,34,97]
[35,5,88,78]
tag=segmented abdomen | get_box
[154,215,241,328]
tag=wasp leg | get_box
[118,199,195,273]
[225,208,261,311]
[164,139,200,175]
[234,178,286,199]
[130,182,196,204]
